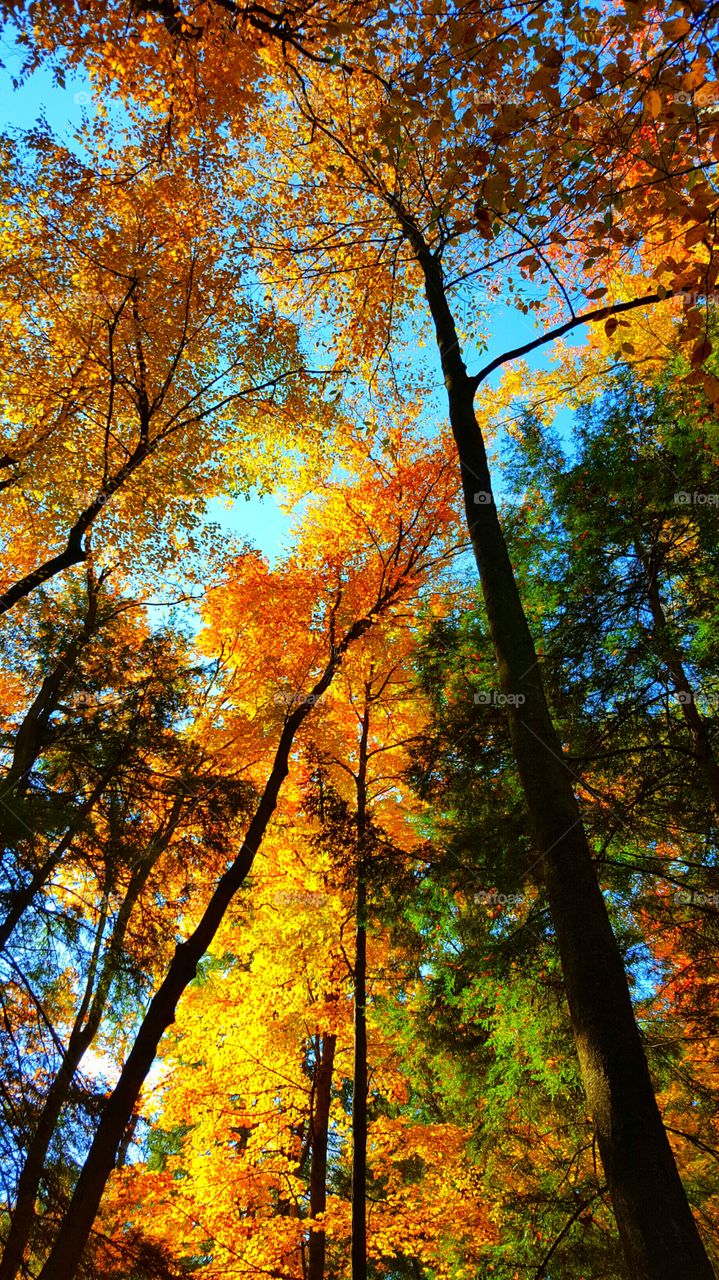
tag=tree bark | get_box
[308,1033,336,1280]
[351,702,370,1280]
[0,428,153,618]
[0,798,183,1280]
[407,234,714,1278]
[33,725,301,1280]
[351,873,367,1280]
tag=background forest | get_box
[1,0,719,1277]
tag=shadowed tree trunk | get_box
[0,797,184,1280]
[308,1032,336,1280]
[3,563,103,800]
[351,700,370,1280]
[393,214,715,1279]
[0,763,117,954]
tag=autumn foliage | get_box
[1,2,719,1278]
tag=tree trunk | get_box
[0,422,153,618]
[351,702,370,1280]
[639,546,719,818]
[308,1033,336,1280]
[32,733,298,1280]
[410,238,714,1278]
[351,873,368,1280]
[0,799,182,1280]
[0,755,123,954]
[3,563,101,800]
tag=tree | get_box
[0,130,325,615]
[90,594,495,1280]
[227,10,719,1270]
[1,1,719,1272]
[28,427,460,1278]
[0,583,254,1280]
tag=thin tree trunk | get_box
[0,798,183,1280]
[639,546,719,818]
[351,875,367,1280]
[0,754,125,954]
[3,563,102,800]
[404,230,714,1277]
[308,1032,336,1280]
[0,365,310,618]
[351,702,370,1280]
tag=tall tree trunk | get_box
[0,798,183,1280]
[404,231,714,1278]
[308,1032,336,1280]
[351,702,370,1280]
[351,872,368,1280]
[33,726,306,1280]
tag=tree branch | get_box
[469,292,669,390]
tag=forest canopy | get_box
[0,1,719,1278]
